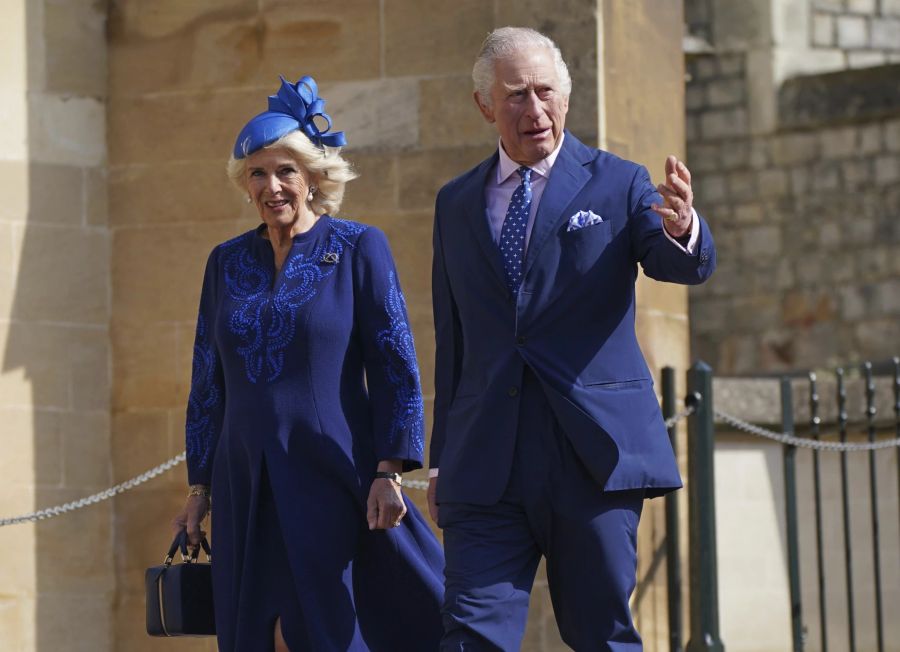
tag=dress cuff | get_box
[663,207,699,254]
[428,468,439,478]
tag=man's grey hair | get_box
[472,27,572,106]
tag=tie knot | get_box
[517,166,532,183]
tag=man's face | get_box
[476,45,569,166]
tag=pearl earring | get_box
[246,196,252,204]
[308,187,317,202]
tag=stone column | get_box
[601,2,691,651]
[0,1,112,650]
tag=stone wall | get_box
[0,1,693,649]
[684,0,900,374]
[0,1,112,650]
[811,0,900,68]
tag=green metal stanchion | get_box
[685,361,724,652]
[781,378,804,652]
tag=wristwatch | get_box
[374,471,402,486]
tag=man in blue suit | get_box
[428,27,716,650]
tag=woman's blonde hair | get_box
[226,130,358,216]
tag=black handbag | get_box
[145,530,215,637]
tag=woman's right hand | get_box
[172,495,210,547]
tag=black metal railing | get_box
[663,358,900,652]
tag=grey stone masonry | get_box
[811,0,900,65]
[686,45,900,374]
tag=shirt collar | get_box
[496,132,566,184]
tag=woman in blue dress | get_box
[171,76,444,651]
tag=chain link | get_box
[714,409,900,452]
[0,453,186,527]
[664,405,695,430]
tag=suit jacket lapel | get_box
[460,151,509,292]
[522,132,595,279]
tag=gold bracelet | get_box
[187,484,210,498]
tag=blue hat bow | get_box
[233,75,347,159]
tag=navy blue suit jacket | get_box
[431,132,716,505]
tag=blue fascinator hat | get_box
[232,75,347,159]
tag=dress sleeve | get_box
[353,227,426,471]
[185,248,226,486]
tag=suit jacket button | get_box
[516,336,526,346]
[507,386,519,397]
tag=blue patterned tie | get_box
[499,166,533,293]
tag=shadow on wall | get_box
[1,1,114,649]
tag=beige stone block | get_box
[384,0,493,76]
[0,90,28,162]
[108,160,245,227]
[419,77,496,150]
[110,1,379,94]
[110,0,254,39]
[636,274,689,318]
[112,322,178,411]
[253,0,381,83]
[0,161,29,223]
[0,322,87,410]
[85,166,109,227]
[0,224,15,317]
[44,0,107,97]
[29,94,105,167]
[109,16,259,96]
[566,71,600,146]
[70,328,110,412]
[635,309,690,380]
[0,598,27,651]
[322,78,420,150]
[33,592,113,651]
[339,152,399,219]
[0,408,62,488]
[5,161,85,225]
[61,411,111,489]
[603,1,685,168]
[396,146,490,212]
[33,488,113,594]
[0,486,36,591]
[108,89,260,166]
[0,0,27,92]
[112,222,240,327]
[494,0,599,75]
[10,224,108,324]
[115,486,191,576]
[112,411,173,484]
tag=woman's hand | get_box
[172,495,210,547]
[367,460,407,530]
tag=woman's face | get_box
[245,148,314,229]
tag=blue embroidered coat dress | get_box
[185,216,444,651]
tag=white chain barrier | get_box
[0,453,187,527]
[714,409,900,452]
[16,401,896,528]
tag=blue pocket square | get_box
[567,210,603,232]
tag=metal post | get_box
[863,362,884,652]
[663,366,683,652]
[893,358,899,568]
[836,368,856,652]
[781,377,804,652]
[685,361,724,652]
[808,373,827,652]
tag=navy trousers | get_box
[439,369,644,651]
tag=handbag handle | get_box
[164,530,212,566]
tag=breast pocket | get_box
[563,220,613,275]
